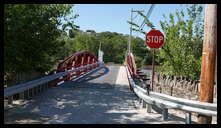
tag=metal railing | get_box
[125,65,217,124]
[4,62,104,103]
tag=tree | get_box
[126,5,204,80]
[60,30,147,65]
[131,36,150,67]
[4,4,79,85]
[157,5,203,79]
[4,4,79,73]
[69,28,80,38]
[127,11,154,67]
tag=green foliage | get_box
[4,4,154,83]
[127,11,155,34]
[4,4,78,73]
[96,32,148,64]
[126,5,203,80]
[73,33,99,54]
[55,30,148,65]
[126,11,156,67]
[157,5,204,80]
[131,37,150,66]
[69,28,81,38]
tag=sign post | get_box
[151,49,155,91]
[145,30,165,91]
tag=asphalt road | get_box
[5,66,139,124]
[5,66,213,124]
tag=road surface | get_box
[5,65,209,124]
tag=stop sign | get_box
[145,30,165,49]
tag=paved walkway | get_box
[5,66,208,124]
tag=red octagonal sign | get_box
[145,30,165,49]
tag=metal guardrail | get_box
[4,62,104,98]
[125,65,217,123]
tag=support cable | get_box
[139,4,155,31]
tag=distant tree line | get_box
[58,29,152,66]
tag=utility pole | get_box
[128,8,132,53]
[99,41,102,51]
[128,9,144,54]
[198,4,217,124]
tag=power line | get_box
[139,4,155,31]
[132,13,139,20]
[140,4,155,29]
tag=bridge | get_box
[4,51,217,124]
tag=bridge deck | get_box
[4,66,194,124]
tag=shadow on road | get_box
[60,66,110,88]
[74,66,110,83]
[4,65,195,124]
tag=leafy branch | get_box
[127,11,155,35]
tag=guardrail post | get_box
[19,92,25,99]
[44,83,47,89]
[42,84,44,91]
[142,100,146,108]
[162,108,168,120]
[33,88,35,96]
[185,112,192,124]
[27,89,30,99]
[44,83,47,90]
[43,84,45,91]
[28,89,31,97]
[139,98,142,104]
[36,86,40,95]
[147,104,152,113]
[41,84,43,92]
[36,86,39,94]
[38,85,41,93]
[8,96,13,104]
[31,88,34,97]
[40,85,42,93]
[35,86,38,95]
[40,84,42,93]
[24,90,27,99]
[27,89,30,98]
[25,90,29,99]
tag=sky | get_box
[73,4,205,39]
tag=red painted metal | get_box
[126,53,137,78]
[145,30,165,49]
[49,51,99,86]
[126,52,138,91]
